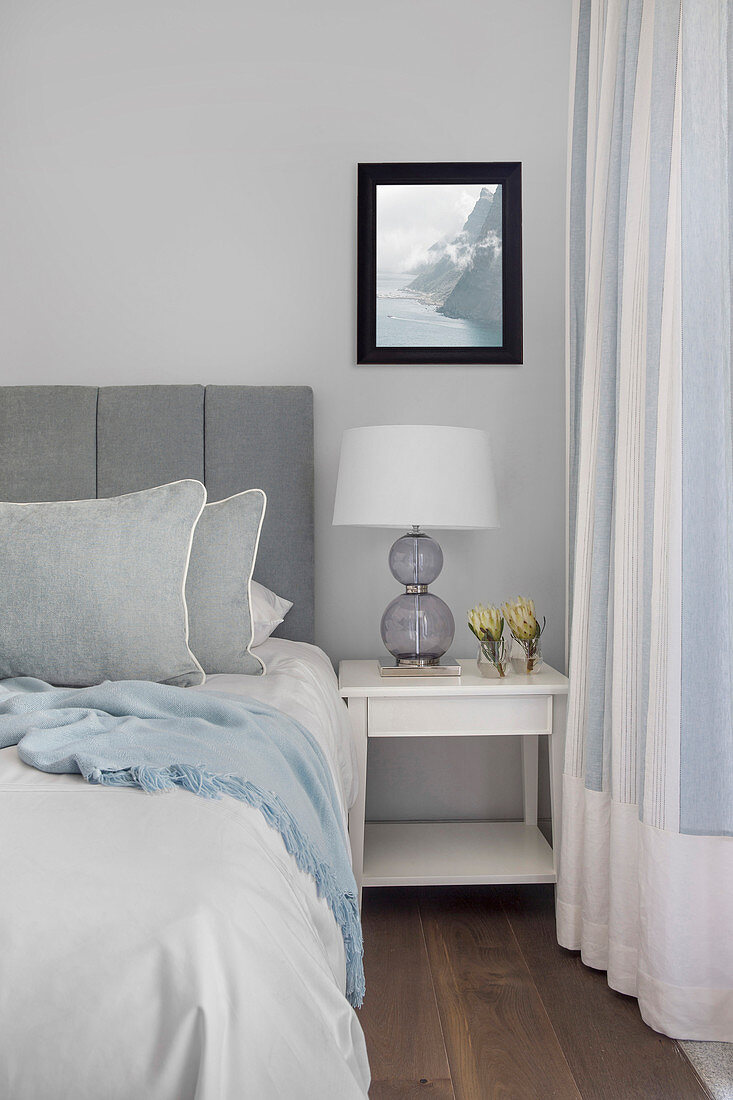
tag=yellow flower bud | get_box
[502,596,540,642]
[468,603,503,641]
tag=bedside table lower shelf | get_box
[362,820,556,887]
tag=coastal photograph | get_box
[375,183,503,348]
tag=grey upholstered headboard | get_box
[0,385,314,643]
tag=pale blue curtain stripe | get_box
[679,0,733,837]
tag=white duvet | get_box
[0,640,370,1099]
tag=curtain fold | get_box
[560,0,733,1040]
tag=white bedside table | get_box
[339,659,569,903]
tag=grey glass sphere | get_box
[380,592,455,663]
[388,532,443,586]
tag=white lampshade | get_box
[332,425,499,530]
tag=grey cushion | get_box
[186,490,266,675]
[0,480,206,687]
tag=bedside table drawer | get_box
[367,694,552,737]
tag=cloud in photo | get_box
[376,184,497,273]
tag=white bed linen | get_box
[0,640,369,1100]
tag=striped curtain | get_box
[560,0,733,1039]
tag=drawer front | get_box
[367,694,551,737]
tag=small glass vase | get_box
[511,636,544,675]
[477,636,511,678]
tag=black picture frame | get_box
[357,162,523,365]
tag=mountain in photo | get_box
[406,187,503,327]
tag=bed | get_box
[0,385,370,1099]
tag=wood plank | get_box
[500,885,711,1100]
[419,887,581,1100]
[359,888,455,1099]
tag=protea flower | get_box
[502,596,545,673]
[468,603,503,642]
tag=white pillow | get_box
[251,581,293,646]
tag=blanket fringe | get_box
[92,763,365,1008]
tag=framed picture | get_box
[357,162,522,365]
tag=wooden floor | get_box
[358,885,711,1100]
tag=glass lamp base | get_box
[380,529,455,664]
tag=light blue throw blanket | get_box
[0,677,364,1007]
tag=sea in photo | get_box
[376,272,502,348]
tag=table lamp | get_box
[333,425,499,676]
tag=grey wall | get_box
[0,0,571,821]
